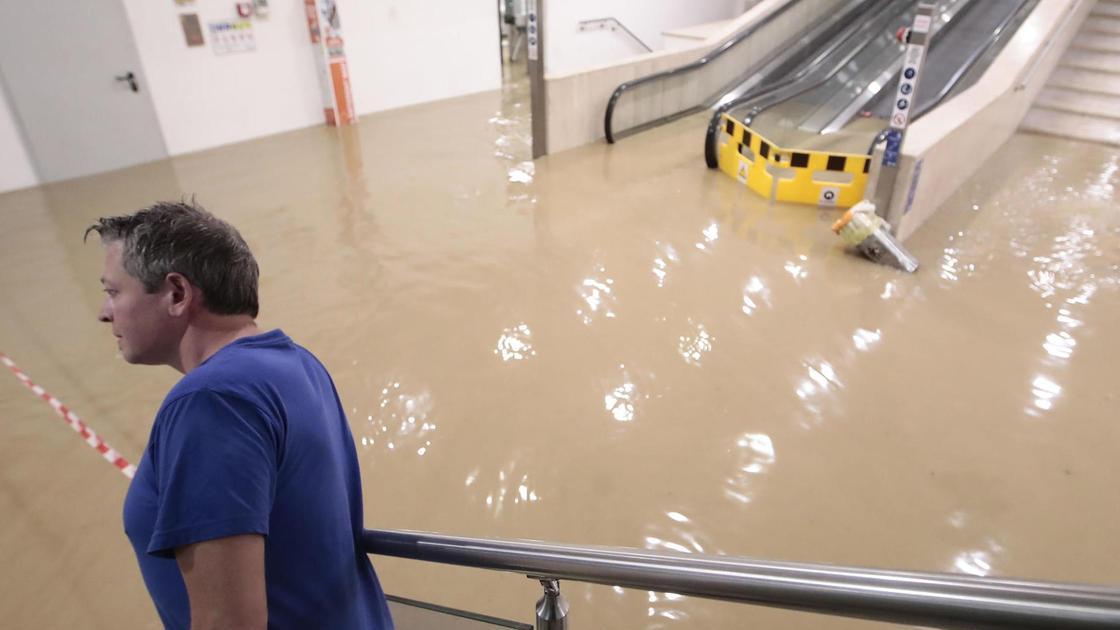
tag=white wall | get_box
[340,0,502,114]
[120,0,325,156]
[1,0,499,186]
[0,80,38,193]
[545,0,746,76]
[119,0,501,157]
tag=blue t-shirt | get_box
[123,329,394,629]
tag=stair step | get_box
[1062,49,1120,73]
[1083,16,1120,35]
[1093,2,1120,19]
[1073,33,1120,54]
[1021,108,1120,146]
[1048,67,1120,96]
[1034,86,1120,120]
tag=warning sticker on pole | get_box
[885,5,931,156]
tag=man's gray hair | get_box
[85,200,260,318]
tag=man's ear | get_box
[165,273,195,317]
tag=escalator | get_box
[604,0,891,143]
[603,0,1039,206]
[727,0,1034,155]
[862,0,1035,122]
[702,0,1035,207]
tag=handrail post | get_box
[534,578,570,630]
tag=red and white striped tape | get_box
[1,352,136,479]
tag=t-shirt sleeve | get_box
[147,390,282,558]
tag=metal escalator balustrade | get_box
[794,0,975,135]
[861,0,1034,138]
[704,0,924,168]
[874,0,1038,163]
[603,0,881,143]
[602,0,797,144]
[713,0,903,126]
[363,528,1120,629]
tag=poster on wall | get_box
[209,20,256,55]
[180,14,204,47]
[304,0,355,126]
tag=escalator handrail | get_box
[723,0,893,126]
[603,0,802,144]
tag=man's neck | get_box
[174,316,260,373]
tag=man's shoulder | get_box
[161,339,331,411]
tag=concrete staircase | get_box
[1021,0,1120,146]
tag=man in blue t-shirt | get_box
[87,200,394,630]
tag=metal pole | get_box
[871,2,934,224]
[534,578,569,630]
[526,0,547,158]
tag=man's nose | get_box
[98,298,112,323]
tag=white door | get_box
[0,0,167,183]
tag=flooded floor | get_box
[1,61,1118,629]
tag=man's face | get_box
[98,241,178,365]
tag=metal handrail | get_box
[603,0,803,143]
[363,528,1120,629]
[866,0,1033,154]
[578,18,652,53]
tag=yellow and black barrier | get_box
[717,114,871,209]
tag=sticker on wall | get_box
[180,13,204,47]
[175,0,196,5]
[209,20,256,55]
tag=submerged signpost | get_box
[833,2,934,273]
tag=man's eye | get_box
[104,289,118,297]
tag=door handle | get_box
[115,71,139,93]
